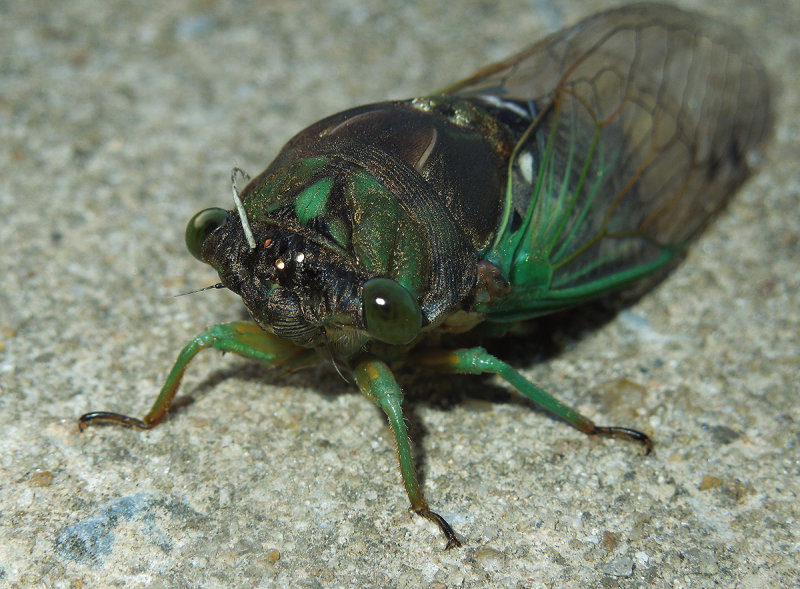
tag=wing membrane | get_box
[447,4,772,318]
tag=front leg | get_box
[354,355,462,549]
[79,321,316,430]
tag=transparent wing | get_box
[447,4,772,318]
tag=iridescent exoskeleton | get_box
[81,4,772,548]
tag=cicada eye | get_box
[185,208,228,261]
[362,278,422,345]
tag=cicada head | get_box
[186,199,428,360]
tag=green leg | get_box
[413,347,652,453]
[79,321,316,430]
[354,356,462,549]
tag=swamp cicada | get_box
[80,3,772,548]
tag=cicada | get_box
[80,4,772,548]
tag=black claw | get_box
[416,507,462,549]
[592,425,653,454]
[78,411,150,431]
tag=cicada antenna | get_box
[231,166,256,251]
[174,282,226,297]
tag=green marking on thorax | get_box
[346,170,426,296]
[295,176,334,225]
[244,156,328,221]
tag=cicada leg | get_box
[79,321,316,431]
[413,347,653,453]
[354,356,462,550]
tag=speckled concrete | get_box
[1,1,797,587]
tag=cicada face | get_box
[188,198,430,360]
[192,205,371,351]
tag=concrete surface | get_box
[1,0,797,587]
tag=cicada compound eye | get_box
[185,208,228,261]
[362,278,422,345]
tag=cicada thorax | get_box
[201,99,522,354]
